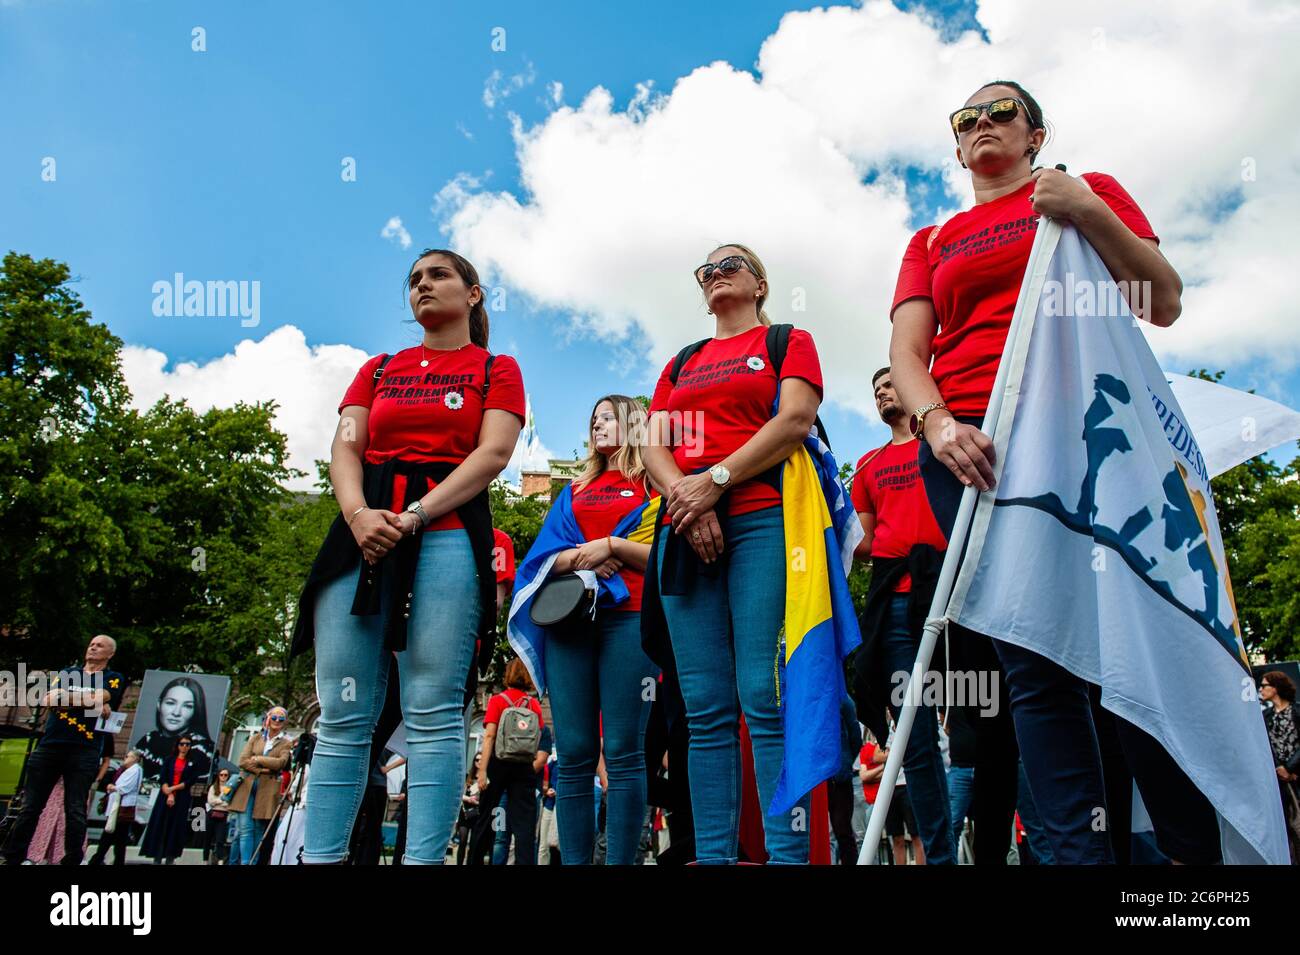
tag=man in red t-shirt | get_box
[849,366,954,865]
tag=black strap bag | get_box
[528,572,597,630]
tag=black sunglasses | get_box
[178,741,191,747]
[694,254,754,286]
[949,97,1028,137]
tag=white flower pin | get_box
[746,356,765,371]
[444,391,464,410]
[620,489,635,497]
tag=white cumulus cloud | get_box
[121,326,369,491]
[437,0,1300,421]
[381,215,412,250]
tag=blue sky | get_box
[3,0,1297,478]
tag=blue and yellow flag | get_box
[507,486,659,694]
[768,423,863,815]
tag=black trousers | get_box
[202,813,229,863]
[466,758,537,865]
[2,744,101,865]
[89,809,136,865]
[826,778,858,864]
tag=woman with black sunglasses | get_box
[642,243,824,864]
[140,736,202,864]
[889,80,1219,865]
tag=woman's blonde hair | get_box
[708,242,772,326]
[571,394,649,494]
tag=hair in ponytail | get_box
[405,248,490,348]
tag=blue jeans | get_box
[303,529,480,864]
[235,788,269,865]
[881,594,956,864]
[947,765,975,852]
[657,504,810,864]
[547,610,656,865]
[226,812,243,866]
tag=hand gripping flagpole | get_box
[858,214,1063,864]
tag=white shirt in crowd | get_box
[114,762,142,808]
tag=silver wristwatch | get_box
[405,500,430,532]
[709,464,731,487]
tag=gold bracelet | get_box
[346,505,368,526]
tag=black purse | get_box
[529,572,597,630]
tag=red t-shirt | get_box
[172,757,186,788]
[339,345,525,531]
[493,528,516,586]
[859,742,881,804]
[484,688,544,729]
[851,440,948,593]
[890,173,1157,418]
[649,325,823,518]
[570,469,656,612]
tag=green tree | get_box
[1190,370,1300,660]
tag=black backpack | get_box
[668,323,832,450]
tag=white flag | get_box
[947,221,1288,865]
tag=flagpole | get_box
[857,218,1062,865]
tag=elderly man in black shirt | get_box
[1,634,127,866]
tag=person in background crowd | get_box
[849,365,955,864]
[1,634,126,867]
[203,768,233,865]
[888,79,1214,865]
[134,676,216,782]
[454,754,482,865]
[467,660,546,865]
[878,724,925,865]
[538,750,560,864]
[858,731,885,860]
[89,749,143,866]
[1260,671,1300,863]
[489,723,552,864]
[141,735,202,864]
[533,394,659,865]
[827,696,863,865]
[943,707,976,860]
[642,242,825,865]
[229,707,293,865]
[293,248,524,865]
[493,527,516,613]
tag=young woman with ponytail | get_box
[292,248,525,864]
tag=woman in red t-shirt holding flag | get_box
[642,243,824,865]
[294,249,525,865]
[889,81,1218,864]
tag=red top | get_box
[492,528,516,586]
[859,742,880,804]
[484,687,544,729]
[650,325,823,518]
[890,173,1157,418]
[851,440,948,593]
[172,757,186,788]
[339,345,525,531]
[570,469,655,612]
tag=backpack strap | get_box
[372,353,395,382]
[669,338,710,385]
[483,353,496,395]
[764,323,793,377]
[765,323,833,450]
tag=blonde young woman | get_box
[642,244,824,865]
[508,395,659,864]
